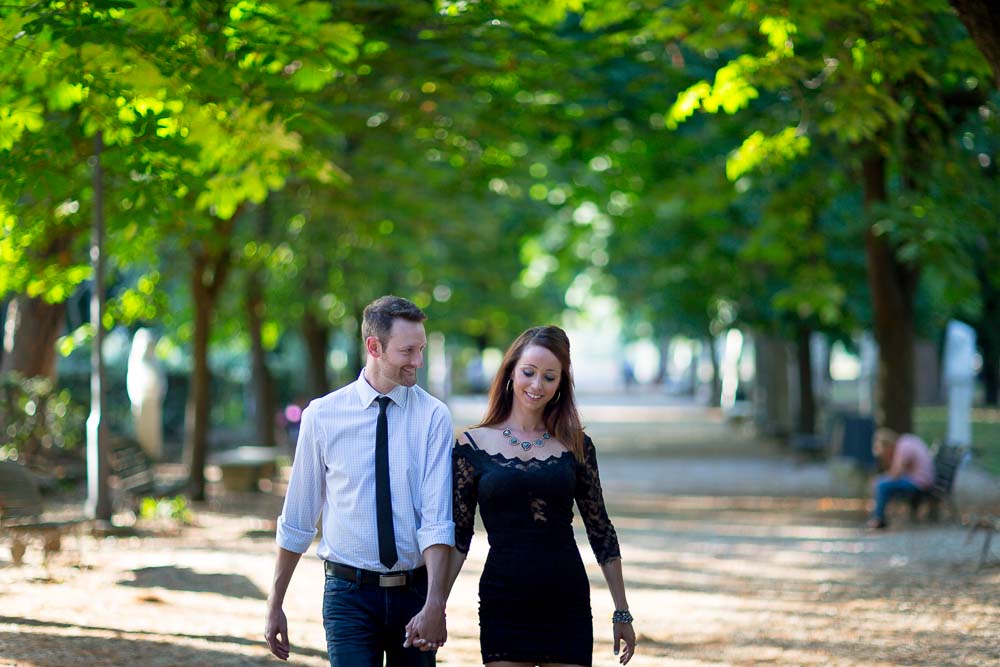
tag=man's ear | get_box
[365,336,382,358]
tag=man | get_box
[265,295,454,665]
[867,428,936,530]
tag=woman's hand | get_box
[613,620,636,664]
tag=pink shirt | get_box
[890,434,935,489]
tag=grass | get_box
[914,406,1000,475]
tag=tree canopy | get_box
[2,0,998,494]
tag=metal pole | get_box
[86,130,111,521]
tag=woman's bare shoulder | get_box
[458,425,496,446]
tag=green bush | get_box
[0,372,86,465]
[139,495,194,524]
[914,406,1000,476]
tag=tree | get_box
[128,2,361,499]
[613,0,991,431]
[1,1,363,500]
[949,0,1000,89]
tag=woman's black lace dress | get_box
[453,431,621,667]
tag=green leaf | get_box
[46,81,85,111]
[703,57,760,115]
[667,82,711,130]
[726,127,810,181]
[759,16,797,56]
[0,100,45,149]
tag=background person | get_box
[867,427,936,530]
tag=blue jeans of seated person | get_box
[322,572,435,667]
[871,476,922,522]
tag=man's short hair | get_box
[362,295,427,346]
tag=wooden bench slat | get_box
[905,444,966,521]
[109,436,187,500]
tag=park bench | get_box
[0,461,90,565]
[110,435,187,504]
[790,433,826,459]
[905,443,965,522]
[208,445,283,492]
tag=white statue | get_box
[127,328,166,460]
[944,320,976,447]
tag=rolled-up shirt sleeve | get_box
[276,403,326,554]
[416,404,456,553]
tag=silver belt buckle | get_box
[379,573,407,587]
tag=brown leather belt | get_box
[323,561,426,588]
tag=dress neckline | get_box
[459,430,573,465]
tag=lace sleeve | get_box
[575,435,621,565]
[453,441,479,554]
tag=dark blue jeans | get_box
[322,572,435,667]
[872,476,922,522]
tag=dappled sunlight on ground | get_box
[2,487,997,666]
[577,494,1000,666]
[2,401,998,666]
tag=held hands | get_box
[613,621,636,664]
[403,602,447,652]
[264,605,290,661]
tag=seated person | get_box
[867,428,935,529]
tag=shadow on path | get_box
[0,616,331,662]
[117,565,266,599]
[0,627,329,667]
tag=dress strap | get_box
[462,430,481,450]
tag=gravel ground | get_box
[2,401,998,666]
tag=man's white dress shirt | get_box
[277,370,455,572]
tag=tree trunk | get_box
[185,269,212,501]
[862,152,918,432]
[982,336,1000,406]
[705,334,720,407]
[754,334,793,438]
[1,295,65,380]
[301,310,329,400]
[184,238,232,501]
[977,266,1000,405]
[0,298,7,368]
[796,323,816,435]
[655,334,670,385]
[246,270,276,446]
[949,0,1000,90]
[0,227,75,380]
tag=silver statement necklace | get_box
[502,426,551,451]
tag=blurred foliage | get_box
[139,494,194,525]
[3,0,994,349]
[0,372,86,464]
[0,0,998,452]
[914,406,1000,476]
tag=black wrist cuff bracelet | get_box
[612,609,633,624]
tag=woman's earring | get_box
[552,390,561,403]
[506,378,512,393]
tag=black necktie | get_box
[375,396,398,569]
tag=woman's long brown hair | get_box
[475,325,585,462]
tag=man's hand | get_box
[265,548,301,661]
[265,604,291,661]
[403,601,447,652]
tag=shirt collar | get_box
[354,368,409,409]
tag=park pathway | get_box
[1,392,998,666]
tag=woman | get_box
[446,325,636,666]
